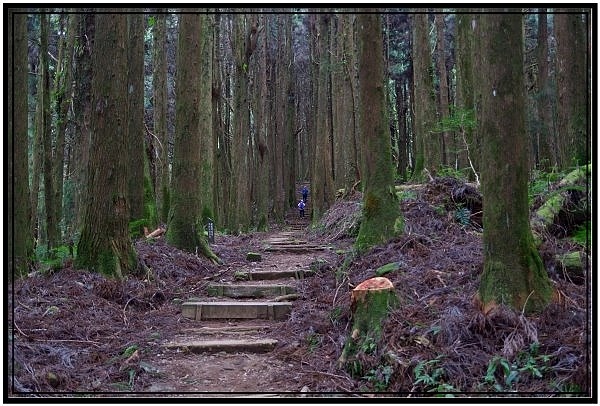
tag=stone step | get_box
[264,238,307,245]
[182,301,293,321]
[264,245,327,252]
[165,338,278,354]
[239,269,315,281]
[207,283,296,299]
[181,324,270,335]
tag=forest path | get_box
[149,207,332,395]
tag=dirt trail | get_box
[146,217,333,395]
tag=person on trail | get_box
[301,185,309,203]
[298,200,306,218]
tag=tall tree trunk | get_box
[435,13,452,167]
[153,10,170,223]
[456,13,479,180]
[311,14,335,221]
[412,12,439,177]
[395,79,409,181]
[166,13,219,263]
[536,9,556,171]
[127,13,145,222]
[283,15,297,210]
[41,13,58,250]
[477,12,552,314]
[71,12,94,239]
[355,12,403,252]
[253,14,269,231]
[30,34,43,245]
[341,13,361,192]
[554,10,589,168]
[10,9,33,278]
[229,14,252,234]
[268,15,285,222]
[52,14,75,245]
[76,12,138,278]
[213,12,227,227]
[199,13,215,224]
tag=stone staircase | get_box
[165,209,328,357]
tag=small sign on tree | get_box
[206,218,215,243]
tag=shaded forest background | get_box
[8,7,591,277]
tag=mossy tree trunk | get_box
[338,277,399,376]
[76,12,138,279]
[166,13,219,264]
[477,12,552,314]
[355,12,403,252]
[531,164,591,235]
[10,9,33,279]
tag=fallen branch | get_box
[145,227,166,239]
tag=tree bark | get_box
[41,13,58,250]
[412,11,439,177]
[435,14,452,167]
[536,9,557,171]
[70,12,94,239]
[554,10,589,169]
[311,14,335,221]
[199,13,215,225]
[76,12,138,278]
[355,12,403,252]
[229,14,252,234]
[127,13,145,222]
[52,14,75,247]
[252,14,269,231]
[153,10,170,223]
[10,9,33,278]
[476,12,552,314]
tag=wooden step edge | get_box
[164,338,279,353]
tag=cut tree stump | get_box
[337,277,399,375]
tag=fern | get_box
[454,207,471,226]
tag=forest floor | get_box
[7,177,592,400]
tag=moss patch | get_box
[246,252,262,262]
[375,262,401,277]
